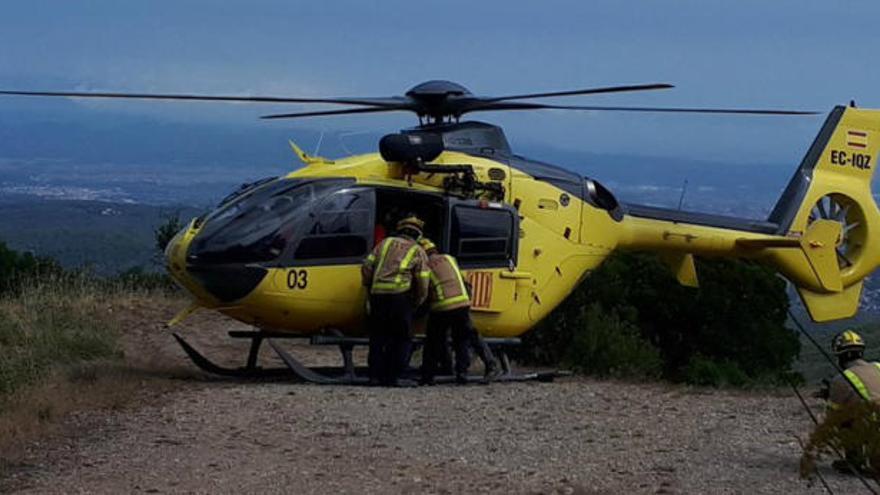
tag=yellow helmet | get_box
[832,329,865,355]
[419,238,437,252]
[395,216,424,236]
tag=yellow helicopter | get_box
[3,81,880,383]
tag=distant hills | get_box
[0,110,872,295]
[0,194,200,274]
[0,110,800,210]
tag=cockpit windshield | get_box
[189,178,354,264]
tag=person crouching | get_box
[418,238,499,385]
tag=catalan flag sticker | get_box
[846,129,868,149]
[466,271,493,309]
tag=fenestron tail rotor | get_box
[807,194,867,269]
[0,80,817,124]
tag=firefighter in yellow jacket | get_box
[361,216,430,386]
[825,329,880,473]
[418,238,499,385]
[828,330,880,411]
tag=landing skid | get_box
[172,330,566,385]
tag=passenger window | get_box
[450,205,516,267]
[294,189,373,262]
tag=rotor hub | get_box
[405,80,472,99]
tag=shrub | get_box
[800,401,880,480]
[683,355,748,387]
[0,242,62,295]
[519,252,801,386]
[564,304,662,379]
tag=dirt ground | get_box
[0,299,870,494]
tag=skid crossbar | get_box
[173,330,565,385]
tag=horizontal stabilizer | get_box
[799,219,843,292]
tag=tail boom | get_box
[616,105,880,322]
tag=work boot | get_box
[455,374,468,385]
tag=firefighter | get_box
[828,330,880,410]
[361,216,430,386]
[418,238,499,385]
[825,329,880,473]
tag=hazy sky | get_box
[2,0,880,164]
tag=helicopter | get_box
[3,80,880,384]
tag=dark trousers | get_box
[367,293,414,385]
[421,307,494,380]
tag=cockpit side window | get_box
[189,178,352,265]
[291,188,374,265]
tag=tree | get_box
[519,252,800,385]
[153,210,185,263]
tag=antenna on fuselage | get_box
[677,179,689,211]
[313,127,326,156]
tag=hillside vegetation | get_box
[0,240,181,462]
[0,277,120,400]
[0,198,200,275]
[520,252,802,386]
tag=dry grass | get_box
[0,276,123,400]
[0,276,184,471]
[0,362,177,468]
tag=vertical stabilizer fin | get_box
[660,252,699,288]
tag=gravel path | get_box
[0,302,869,494]
[4,373,866,494]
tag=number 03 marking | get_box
[287,269,308,289]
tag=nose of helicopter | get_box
[164,177,360,305]
[164,223,269,305]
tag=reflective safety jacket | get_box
[361,236,429,305]
[828,359,880,410]
[426,253,471,312]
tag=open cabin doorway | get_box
[374,188,447,249]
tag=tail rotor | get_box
[807,193,867,270]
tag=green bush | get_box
[564,304,662,379]
[0,242,62,295]
[683,355,748,387]
[519,252,801,386]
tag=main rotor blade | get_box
[260,106,410,119]
[482,83,674,102]
[466,101,818,115]
[0,89,406,108]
